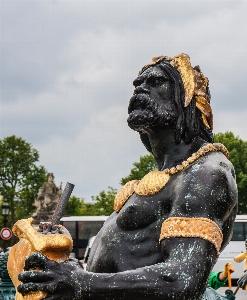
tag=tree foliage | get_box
[120,154,157,185]
[68,188,117,216]
[0,136,47,226]
[66,196,85,216]
[88,187,117,216]
[214,132,247,214]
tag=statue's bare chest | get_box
[87,187,173,272]
[116,184,173,231]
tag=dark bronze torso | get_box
[87,152,237,273]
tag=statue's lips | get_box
[127,94,156,130]
[128,94,151,114]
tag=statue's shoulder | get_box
[187,143,233,176]
[200,148,235,178]
[187,145,237,200]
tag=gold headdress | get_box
[139,53,213,130]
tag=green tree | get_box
[80,202,98,216]
[214,132,247,214]
[89,187,117,216]
[66,196,84,216]
[81,187,117,216]
[120,153,157,185]
[0,136,47,227]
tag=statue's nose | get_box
[134,85,150,95]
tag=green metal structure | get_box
[0,251,15,300]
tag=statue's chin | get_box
[127,110,153,132]
[127,108,176,132]
[128,122,149,132]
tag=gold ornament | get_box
[159,217,223,256]
[114,180,139,213]
[113,143,229,212]
[135,143,228,196]
[8,218,73,300]
[134,170,170,196]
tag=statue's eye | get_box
[147,77,166,86]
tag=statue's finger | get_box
[18,270,53,283]
[42,223,52,234]
[46,223,52,232]
[58,226,70,236]
[37,223,44,232]
[43,295,63,300]
[17,282,52,295]
[24,252,48,271]
[51,225,59,234]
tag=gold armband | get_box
[159,217,223,256]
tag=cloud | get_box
[1,0,247,200]
[36,104,145,200]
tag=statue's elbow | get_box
[158,273,204,300]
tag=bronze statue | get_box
[12,54,240,299]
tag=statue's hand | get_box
[18,252,85,300]
[237,271,247,290]
[222,262,234,277]
[37,222,70,236]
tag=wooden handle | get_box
[234,286,240,295]
[227,268,232,289]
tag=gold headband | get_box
[139,53,213,130]
[159,217,223,256]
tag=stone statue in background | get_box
[37,173,62,209]
[15,54,240,299]
[31,173,63,225]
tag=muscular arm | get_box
[18,238,216,300]
[85,239,216,299]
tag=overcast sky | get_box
[1,0,247,201]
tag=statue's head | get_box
[47,173,54,181]
[127,54,213,152]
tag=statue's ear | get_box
[139,132,153,153]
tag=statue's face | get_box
[127,65,177,132]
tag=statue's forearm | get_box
[81,262,208,300]
[17,240,216,300]
[81,239,216,300]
